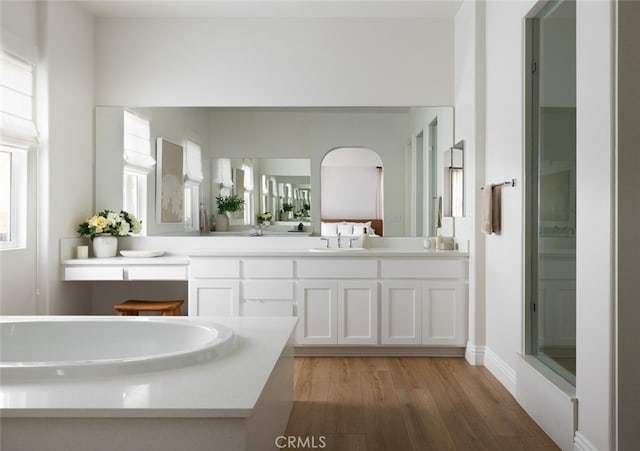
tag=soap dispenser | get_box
[361,227,370,249]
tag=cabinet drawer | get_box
[297,259,377,279]
[240,299,293,317]
[381,258,465,279]
[243,259,293,279]
[126,265,187,280]
[64,266,123,281]
[190,258,240,279]
[243,280,294,300]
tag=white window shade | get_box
[0,52,38,147]
[184,140,204,183]
[213,158,233,188]
[241,160,253,191]
[123,111,155,171]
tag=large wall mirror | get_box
[95,106,455,237]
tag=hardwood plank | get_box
[360,358,414,451]
[285,357,559,451]
[286,357,333,436]
[324,358,366,434]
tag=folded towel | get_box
[482,185,494,234]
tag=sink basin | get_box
[308,247,368,252]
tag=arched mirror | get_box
[320,147,384,236]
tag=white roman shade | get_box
[123,111,155,170]
[213,158,233,188]
[184,140,204,183]
[241,159,254,191]
[0,51,38,147]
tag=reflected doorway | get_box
[320,147,383,224]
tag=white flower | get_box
[117,221,130,236]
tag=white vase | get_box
[216,213,229,232]
[92,235,118,258]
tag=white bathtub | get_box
[0,317,235,381]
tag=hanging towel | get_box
[492,186,502,235]
[482,185,494,234]
[481,184,502,235]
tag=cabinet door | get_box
[421,280,466,346]
[188,280,240,317]
[337,280,378,345]
[380,280,422,345]
[296,280,337,345]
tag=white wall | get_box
[454,0,485,364]
[0,1,39,314]
[94,17,454,107]
[483,0,534,392]
[574,1,615,450]
[39,1,95,314]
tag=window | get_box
[183,140,204,231]
[1,51,37,250]
[123,111,154,234]
[0,146,26,248]
[123,167,147,234]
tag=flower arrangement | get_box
[77,210,141,239]
[258,212,273,222]
[294,210,304,219]
[216,194,245,214]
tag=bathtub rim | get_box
[0,316,236,382]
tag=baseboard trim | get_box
[573,432,600,451]
[484,347,517,396]
[464,342,486,365]
[294,346,466,357]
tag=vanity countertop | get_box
[62,248,468,264]
[62,255,190,265]
[186,248,468,258]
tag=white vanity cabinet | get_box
[189,257,295,317]
[295,258,378,345]
[296,279,378,345]
[184,252,467,349]
[188,258,241,316]
[381,280,422,345]
[380,258,467,346]
[240,258,295,317]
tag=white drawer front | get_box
[381,258,465,279]
[126,265,187,280]
[243,280,294,300]
[243,259,293,279]
[64,266,123,281]
[190,258,240,279]
[241,299,293,317]
[297,259,377,279]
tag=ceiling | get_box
[77,0,463,19]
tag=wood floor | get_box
[285,357,559,451]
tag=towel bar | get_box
[481,179,516,189]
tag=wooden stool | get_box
[114,300,184,316]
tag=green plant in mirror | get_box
[216,194,245,214]
[282,202,294,212]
